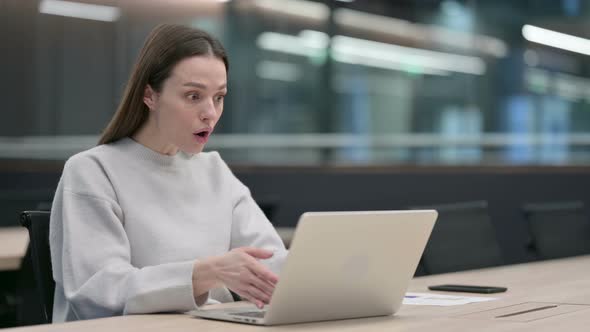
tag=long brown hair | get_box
[98,24,228,145]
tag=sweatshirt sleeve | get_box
[49,154,200,320]
[218,156,289,274]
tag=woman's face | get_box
[143,54,227,154]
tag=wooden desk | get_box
[5,255,590,331]
[0,227,29,271]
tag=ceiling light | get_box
[39,0,121,22]
[523,24,590,56]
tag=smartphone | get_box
[428,284,507,294]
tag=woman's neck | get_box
[132,118,179,156]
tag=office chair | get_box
[19,211,54,324]
[0,272,18,328]
[414,260,428,277]
[413,201,504,274]
[522,201,590,260]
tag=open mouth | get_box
[193,128,212,143]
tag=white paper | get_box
[403,292,498,306]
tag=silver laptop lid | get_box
[264,209,437,325]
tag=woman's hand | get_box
[193,247,279,308]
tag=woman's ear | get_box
[143,85,158,110]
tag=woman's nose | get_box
[199,100,218,122]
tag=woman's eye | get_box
[187,93,200,101]
[215,95,225,102]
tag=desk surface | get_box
[0,227,29,271]
[6,255,590,332]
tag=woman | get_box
[49,24,287,323]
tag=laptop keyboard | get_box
[230,311,267,318]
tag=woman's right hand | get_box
[193,247,279,308]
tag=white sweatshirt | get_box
[49,137,287,322]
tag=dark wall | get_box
[1,0,123,137]
[1,161,589,265]
[238,166,590,265]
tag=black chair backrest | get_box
[19,211,54,324]
[523,201,590,260]
[414,201,504,274]
[414,260,428,277]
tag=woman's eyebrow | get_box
[183,82,227,90]
[182,82,206,89]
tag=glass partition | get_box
[2,0,590,165]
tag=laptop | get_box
[191,209,437,325]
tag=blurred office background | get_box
[2,0,590,327]
[3,0,590,165]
